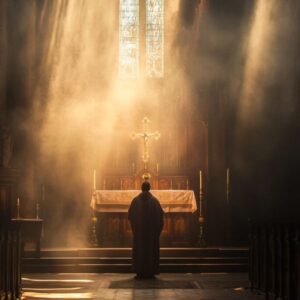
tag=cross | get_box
[131,117,160,165]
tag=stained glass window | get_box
[119,0,139,78]
[146,0,164,77]
[119,0,164,78]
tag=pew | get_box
[0,168,21,300]
[249,222,300,300]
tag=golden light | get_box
[22,287,83,291]
[24,0,187,248]
[22,278,94,283]
[239,0,277,119]
[21,292,93,299]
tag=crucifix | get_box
[131,117,160,169]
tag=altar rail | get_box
[249,222,300,300]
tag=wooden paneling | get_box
[103,174,189,191]
[157,178,171,190]
[121,177,135,190]
[158,176,189,190]
[96,212,195,247]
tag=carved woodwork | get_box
[96,212,195,247]
[103,173,189,191]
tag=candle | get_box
[132,162,135,173]
[199,170,202,191]
[156,163,159,174]
[93,170,96,190]
[17,197,20,206]
[36,203,40,219]
[42,184,45,202]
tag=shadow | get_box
[109,277,197,289]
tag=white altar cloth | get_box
[91,190,197,213]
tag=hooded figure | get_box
[128,181,164,279]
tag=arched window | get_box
[119,0,164,79]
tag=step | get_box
[23,256,248,265]
[23,263,247,273]
[23,247,248,273]
[24,247,248,258]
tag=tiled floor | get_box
[21,273,264,300]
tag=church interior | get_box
[1,0,300,299]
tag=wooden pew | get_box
[249,222,300,300]
[0,167,21,300]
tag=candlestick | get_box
[198,170,206,246]
[226,168,230,205]
[36,203,40,219]
[90,210,98,247]
[93,170,96,191]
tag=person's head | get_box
[141,181,151,192]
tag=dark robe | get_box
[128,191,164,277]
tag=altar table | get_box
[90,190,198,246]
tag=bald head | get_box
[141,181,151,192]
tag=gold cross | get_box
[131,117,160,165]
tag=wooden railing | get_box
[0,219,22,300]
[249,222,300,300]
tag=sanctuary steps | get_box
[23,247,248,273]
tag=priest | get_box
[128,181,164,279]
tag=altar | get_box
[91,190,198,246]
[89,117,200,246]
